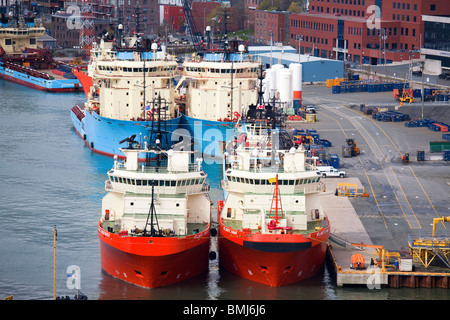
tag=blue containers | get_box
[444,150,450,161]
[412,89,422,98]
[417,150,425,161]
[332,85,341,94]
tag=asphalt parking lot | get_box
[294,85,450,252]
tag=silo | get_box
[277,68,292,103]
[290,63,302,100]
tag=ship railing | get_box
[115,162,203,173]
[230,163,317,173]
[185,183,210,195]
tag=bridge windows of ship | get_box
[226,176,320,186]
[109,175,207,189]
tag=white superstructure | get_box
[102,148,211,236]
[222,131,326,234]
[177,49,261,122]
[86,38,179,121]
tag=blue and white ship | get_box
[70,37,181,159]
[0,12,81,92]
[176,37,261,158]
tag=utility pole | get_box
[420,60,425,119]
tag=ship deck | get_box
[222,218,324,235]
[43,69,67,80]
[101,221,208,237]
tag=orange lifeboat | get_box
[350,253,366,269]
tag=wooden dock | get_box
[321,178,450,288]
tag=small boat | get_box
[0,10,81,92]
[98,139,213,288]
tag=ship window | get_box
[171,181,176,187]
[165,180,170,187]
[289,180,295,185]
[5,38,11,45]
[142,180,147,186]
[118,177,123,183]
[186,179,191,185]
[255,179,260,185]
[181,180,186,186]
[261,179,266,185]
[136,179,141,186]
[30,38,36,45]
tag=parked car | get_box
[412,70,422,77]
[316,166,346,178]
[438,73,450,79]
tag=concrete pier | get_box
[321,178,450,288]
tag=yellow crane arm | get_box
[432,216,450,237]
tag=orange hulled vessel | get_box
[218,123,330,287]
[98,138,212,288]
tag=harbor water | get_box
[0,78,448,301]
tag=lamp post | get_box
[420,60,425,119]
[270,30,273,67]
[297,35,303,63]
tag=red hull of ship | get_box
[98,223,211,288]
[218,219,330,287]
[0,72,79,92]
[73,68,92,98]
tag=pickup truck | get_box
[316,167,346,178]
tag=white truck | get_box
[316,166,346,178]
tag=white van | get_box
[316,166,346,178]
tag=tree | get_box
[258,0,303,11]
[287,2,303,13]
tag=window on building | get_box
[430,4,436,11]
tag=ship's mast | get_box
[143,182,160,237]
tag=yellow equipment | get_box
[432,216,450,237]
[409,216,450,268]
[336,183,369,197]
[342,139,360,157]
[351,243,402,272]
[399,91,414,104]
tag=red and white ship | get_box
[218,127,330,286]
[98,141,212,288]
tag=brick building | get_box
[275,0,450,64]
[244,0,261,30]
[51,12,110,48]
[254,10,290,45]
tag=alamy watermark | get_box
[66,265,81,290]
[366,5,381,30]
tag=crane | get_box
[182,0,202,46]
[432,216,450,237]
[350,243,401,272]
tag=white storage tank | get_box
[277,68,292,103]
[290,63,302,100]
